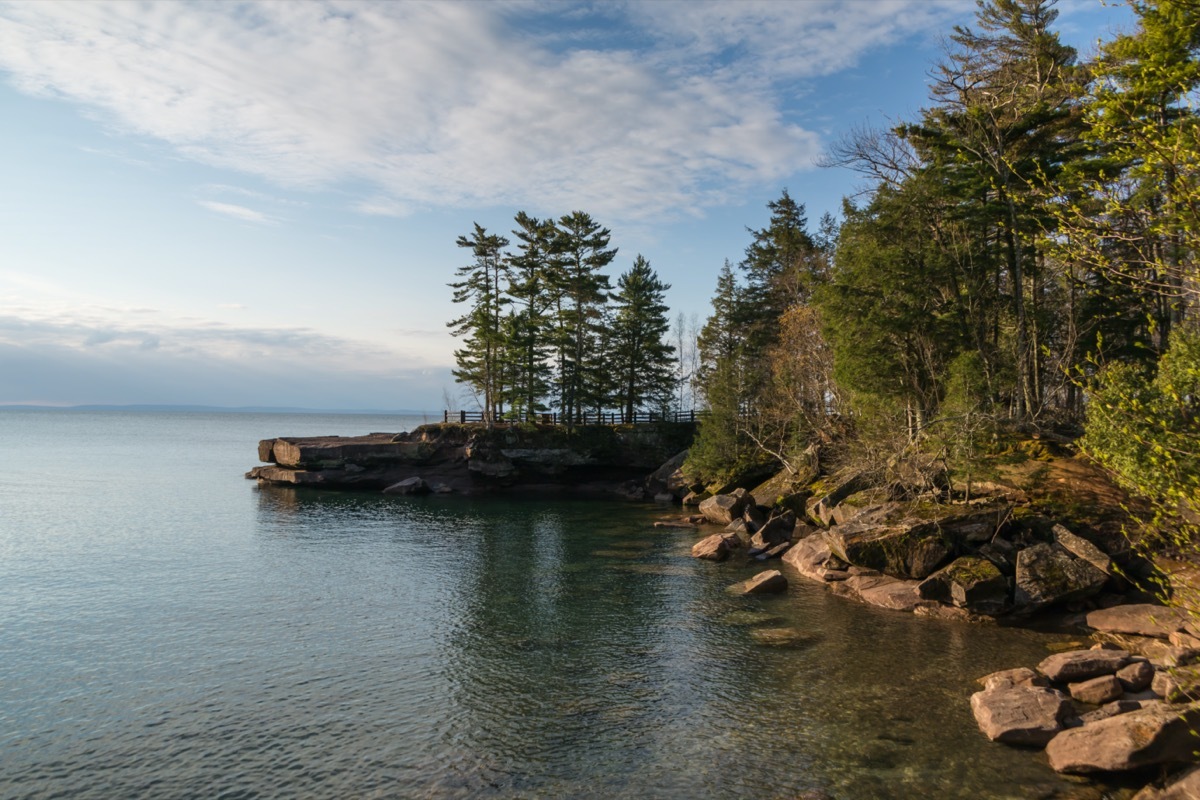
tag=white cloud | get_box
[0,0,959,220]
[197,200,274,224]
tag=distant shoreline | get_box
[0,404,436,416]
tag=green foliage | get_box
[1082,326,1200,519]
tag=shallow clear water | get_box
[1,410,1097,798]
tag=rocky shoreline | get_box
[670,477,1200,797]
[249,423,1199,796]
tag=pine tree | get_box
[504,211,557,419]
[695,259,742,388]
[610,255,675,421]
[447,223,510,424]
[910,0,1083,417]
[553,211,616,425]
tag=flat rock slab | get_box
[1086,604,1190,639]
[971,685,1071,747]
[1046,702,1200,773]
[1039,649,1130,682]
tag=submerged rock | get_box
[730,569,788,595]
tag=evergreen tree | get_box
[610,255,676,421]
[737,189,825,363]
[447,223,510,424]
[907,0,1083,417]
[504,211,557,419]
[695,259,742,388]
[553,211,617,425]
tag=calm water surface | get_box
[1,410,1096,798]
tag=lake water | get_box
[1,409,1104,799]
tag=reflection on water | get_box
[0,410,1114,799]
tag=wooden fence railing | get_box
[443,409,703,425]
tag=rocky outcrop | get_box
[971,645,1200,795]
[248,422,695,495]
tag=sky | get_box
[0,0,1134,411]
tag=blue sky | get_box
[0,0,1132,411]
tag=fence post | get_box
[460,410,466,424]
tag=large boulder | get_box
[917,556,1009,615]
[970,685,1072,747]
[843,573,925,612]
[1052,524,1113,576]
[781,535,848,582]
[825,517,952,580]
[382,477,430,495]
[699,489,751,525]
[692,533,741,561]
[1013,543,1108,611]
[1038,649,1131,682]
[1045,702,1200,773]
